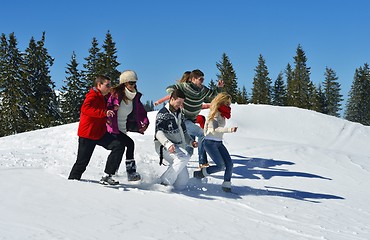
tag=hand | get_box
[139,125,148,134]
[231,127,238,132]
[192,141,198,148]
[168,144,176,153]
[218,79,224,88]
[106,110,115,117]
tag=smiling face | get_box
[170,97,185,111]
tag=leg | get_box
[185,120,207,165]
[160,147,190,187]
[116,132,136,174]
[68,137,96,180]
[203,140,226,175]
[173,167,189,190]
[217,143,233,182]
[97,133,125,175]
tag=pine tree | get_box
[272,72,287,106]
[289,45,312,109]
[236,86,248,104]
[216,53,238,102]
[60,52,85,123]
[83,37,101,93]
[0,33,31,135]
[144,100,154,112]
[24,32,60,129]
[285,63,294,106]
[345,63,370,125]
[323,67,343,117]
[99,31,120,86]
[311,84,326,113]
[251,54,272,104]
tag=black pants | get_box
[114,131,136,174]
[68,133,125,180]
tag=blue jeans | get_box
[185,120,207,165]
[203,139,233,182]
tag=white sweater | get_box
[204,112,233,141]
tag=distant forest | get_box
[0,31,369,137]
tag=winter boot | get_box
[126,159,141,181]
[193,167,208,179]
[221,181,232,192]
[99,174,119,185]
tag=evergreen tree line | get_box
[1,32,369,137]
[214,45,370,126]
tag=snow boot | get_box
[221,181,232,192]
[126,159,141,181]
[99,174,119,185]
[193,168,208,179]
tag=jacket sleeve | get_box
[166,84,179,95]
[155,131,173,150]
[81,94,107,119]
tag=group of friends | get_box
[68,69,238,192]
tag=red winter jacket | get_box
[77,88,108,140]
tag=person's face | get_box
[125,81,136,92]
[191,76,204,88]
[170,97,184,111]
[98,80,111,96]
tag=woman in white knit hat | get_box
[105,70,149,182]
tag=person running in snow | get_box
[154,89,198,190]
[68,75,123,185]
[193,92,238,192]
[106,70,149,181]
[165,69,224,169]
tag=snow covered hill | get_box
[1,104,369,240]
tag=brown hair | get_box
[189,69,204,80]
[111,83,137,104]
[94,75,110,87]
[178,71,191,83]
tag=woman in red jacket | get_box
[68,75,124,185]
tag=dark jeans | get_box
[68,133,125,180]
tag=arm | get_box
[81,94,107,119]
[154,95,170,106]
[155,130,174,150]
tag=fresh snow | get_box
[1,104,369,240]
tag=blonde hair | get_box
[207,92,232,121]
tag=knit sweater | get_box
[204,112,233,141]
[154,104,193,151]
[166,82,221,122]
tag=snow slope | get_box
[1,104,369,240]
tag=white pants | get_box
[160,146,190,190]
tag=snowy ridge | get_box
[1,104,370,240]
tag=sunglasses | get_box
[104,83,111,88]
[128,81,136,85]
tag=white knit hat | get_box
[119,70,138,84]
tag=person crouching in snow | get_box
[154,89,198,190]
[193,92,238,192]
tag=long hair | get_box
[207,92,232,121]
[111,83,137,104]
[178,71,191,83]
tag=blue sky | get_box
[2,0,370,112]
